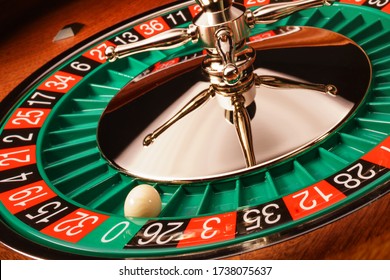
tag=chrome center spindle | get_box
[104,0,335,168]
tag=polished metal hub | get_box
[99,25,371,182]
[101,0,352,176]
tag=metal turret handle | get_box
[105,27,198,62]
[232,94,256,167]
[255,75,338,96]
[195,0,233,13]
[248,0,334,25]
[215,28,241,85]
[143,86,215,146]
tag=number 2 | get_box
[2,133,34,143]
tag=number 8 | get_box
[368,0,389,7]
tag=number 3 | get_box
[201,217,220,239]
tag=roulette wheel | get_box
[0,0,389,260]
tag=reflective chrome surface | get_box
[104,0,338,171]
[98,27,371,182]
[249,0,333,25]
[105,28,195,62]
